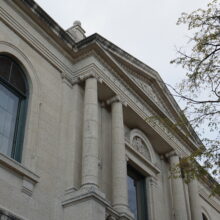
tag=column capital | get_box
[165,150,179,160]
[79,72,103,83]
[70,72,103,86]
[106,95,127,106]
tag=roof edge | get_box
[16,0,76,48]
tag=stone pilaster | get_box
[147,176,157,220]
[81,76,99,188]
[108,96,129,214]
[188,179,202,220]
[60,78,77,190]
[166,151,188,220]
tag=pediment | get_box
[101,48,177,122]
[125,70,174,120]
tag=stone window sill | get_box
[0,153,39,196]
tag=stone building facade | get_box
[0,1,219,220]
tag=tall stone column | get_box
[167,151,188,220]
[81,76,99,188]
[109,96,128,214]
[188,179,202,220]
[63,75,107,220]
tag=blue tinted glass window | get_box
[127,166,148,220]
[0,84,19,156]
[0,55,28,162]
[128,175,138,219]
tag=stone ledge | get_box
[62,186,109,208]
[106,206,134,220]
[0,153,39,183]
[62,187,134,220]
[0,204,28,220]
[0,153,39,196]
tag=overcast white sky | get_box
[35,0,210,87]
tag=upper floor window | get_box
[0,55,28,162]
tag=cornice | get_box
[93,34,160,79]
[111,55,176,121]
[199,189,220,213]
[0,2,75,77]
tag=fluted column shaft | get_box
[81,77,99,188]
[169,152,188,220]
[111,99,128,213]
[188,179,202,220]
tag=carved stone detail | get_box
[129,129,156,163]
[132,136,151,161]
[126,70,174,120]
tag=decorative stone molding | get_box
[129,129,156,163]
[0,4,75,77]
[78,71,103,83]
[106,95,127,107]
[149,176,158,188]
[65,187,78,194]
[0,153,39,197]
[129,73,171,117]
[106,51,177,122]
[0,206,25,220]
[61,74,73,88]
[199,189,220,212]
[131,136,151,161]
[165,150,179,160]
[61,69,104,87]
[21,176,35,196]
[105,214,117,220]
[125,141,160,175]
[62,186,108,208]
[105,206,133,220]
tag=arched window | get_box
[0,55,28,162]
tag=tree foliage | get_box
[170,0,220,193]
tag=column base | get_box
[113,205,134,220]
[106,206,134,220]
[62,186,108,220]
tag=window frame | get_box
[0,55,28,162]
[127,165,148,220]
